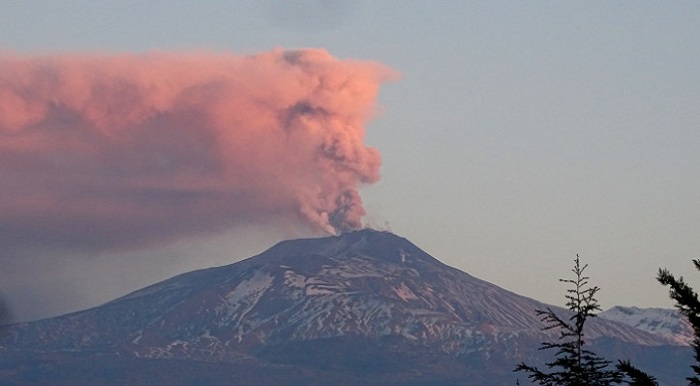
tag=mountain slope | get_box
[600,305,694,346]
[0,230,692,385]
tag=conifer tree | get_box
[658,259,700,385]
[616,360,658,386]
[0,291,11,327]
[515,255,622,385]
[0,292,12,344]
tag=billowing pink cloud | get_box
[0,49,396,250]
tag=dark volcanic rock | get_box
[0,230,692,385]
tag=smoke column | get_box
[0,49,395,250]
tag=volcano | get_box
[0,230,691,385]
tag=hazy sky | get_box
[2,1,699,322]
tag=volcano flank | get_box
[0,230,691,385]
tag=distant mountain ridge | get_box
[600,305,694,346]
[0,229,693,385]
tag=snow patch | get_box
[394,282,419,302]
[283,271,307,288]
[600,306,693,346]
[305,284,340,296]
[224,271,274,306]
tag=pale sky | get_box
[2,1,699,322]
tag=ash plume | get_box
[0,49,395,250]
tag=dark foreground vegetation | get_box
[516,256,700,386]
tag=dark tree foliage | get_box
[0,292,12,326]
[0,292,13,344]
[515,255,622,386]
[616,360,658,386]
[658,259,700,385]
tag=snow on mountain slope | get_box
[0,229,693,386]
[600,305,693,346]
[2,230,680,354]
